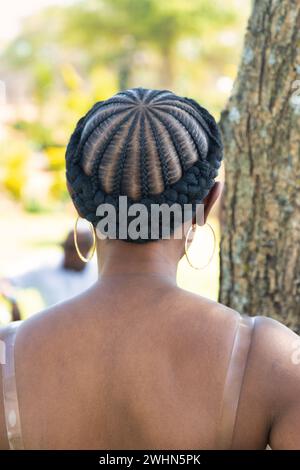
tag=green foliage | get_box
[1,0,248,94]
[61,0,241,88]
[44,146,65,171]
[23,198,51,214]
[33,61,55,105]
[13,120,54,149]
[49,171,69,202]
[0,140,30,200]
[0,0,251,206]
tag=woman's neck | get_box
[96,238,181,284]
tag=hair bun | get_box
[66,87,223,241]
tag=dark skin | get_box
[0,182,300,449]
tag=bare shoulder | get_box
[251,315,300,377]
[249,316,300,449]
[13,296,85,364]
[171,286,241,327]
[252,315,300,351]
[163,287,242,360]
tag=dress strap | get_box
[1,321,24,450]
[217,314,256,449]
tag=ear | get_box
[202,181,223,224]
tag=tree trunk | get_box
[219,0,300,332]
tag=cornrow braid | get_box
[146,110,171,190]
[111,111,140,196]
[139,113,149,198]
[66,87,223,243]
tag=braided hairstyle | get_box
[66,87,223,243]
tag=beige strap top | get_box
[1,321,24,450]
[1,314,256,450]
[217,314,256,449]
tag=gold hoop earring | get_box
[184,222,216,270]
[74,216,96,263]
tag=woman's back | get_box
[2,274,298,450]
[2,87,300,450]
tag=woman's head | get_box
[66,87,223,243]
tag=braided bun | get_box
[66,87,223,242]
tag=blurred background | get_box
[0,0,251,322]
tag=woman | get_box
[1,87,300,450]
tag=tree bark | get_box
[219,0,300,332]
